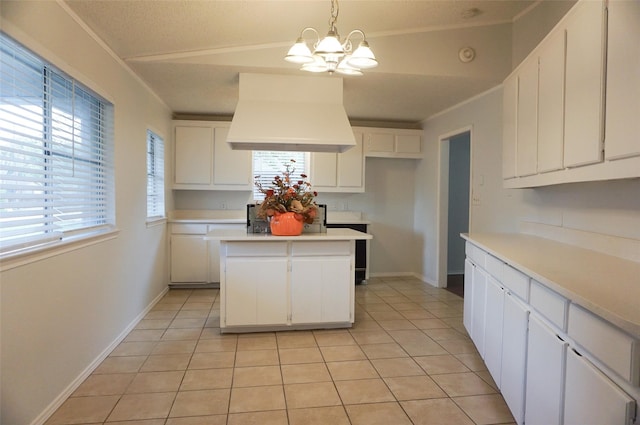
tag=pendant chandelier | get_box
[284,0,378,76]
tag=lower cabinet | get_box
[224,257,289,327]
[471,265,488,357]
[525,315,568,425]
[484,276,505,388]
[564,348,636,425]
[464,240,638,425]
[500,291,529,425]
[291,257,351,324]
[170,234,208,283]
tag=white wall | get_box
[0,2,173,424]
[414,87,529,285]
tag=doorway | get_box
[437,128,472,292]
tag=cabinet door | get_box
[537,29,565,173]
[471,265,487,357]
[174,126,213,185]
[564,0,605,168]
[291,257,351,324]
[337,132,364,188]
[311,152,338,187]
[368,133,395,153]
[170,235,208,283]
[484,276,504,388]
[525,315,568,425]
[224,258,288,326]
[500,292,529,425]
[213,127,252,188]
[516,57,539,177]
[395,134,421,154]
[564,348,636,425]
[502,74,518,179]
[605,0,640,160]
[463,259,474,335]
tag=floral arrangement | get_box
[254,159,318,224]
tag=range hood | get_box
[227,73,356,153]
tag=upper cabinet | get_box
[359,127,423,159]
[605,0,640,161]
[311,131,365,193]
[173,121,252,190]
[502,0,640,188]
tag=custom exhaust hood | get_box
[227,73,356,153]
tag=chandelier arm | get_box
[345,29,366,43]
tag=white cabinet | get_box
[605,0,640,161]
[212,127,252,188]
[173,121,252,190]
[207,223,245,283]
[291,257,351,324]
[360,127,423,159]
[484,276,505,388]
[470,265,487,357]
[564,348,636,425]
[175,126,213,185]
[563,0,606,168]
[224,257,288,327]
[170,229,209,283]
[463,259,474,335]
[500,291,529,425]
[311,132,365,192]
[516,56,539,177]
[537,28,565,173]
[502,74,518,180]
[525,315,568,425]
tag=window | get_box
[146,129,165,220]
[252,151,309,200]
[0,33,114,255]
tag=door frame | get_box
[436,125,473,288]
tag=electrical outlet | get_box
[472,195,481,206]
[221,202,227,210]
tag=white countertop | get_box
[462,232,640,339]
[205,228,372,241]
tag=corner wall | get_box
[0,2,173,424]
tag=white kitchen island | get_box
[205,228,372,333]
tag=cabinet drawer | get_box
[292,241,350,256]
[171,223,208,234]
[225,242,288,257]
[501,264,529,301]
[465,242,486,268]
[568,303,640,384]
[484,254,503,280]
[530,280,568,330]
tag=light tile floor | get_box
[46,276,516,425]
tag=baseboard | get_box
[31,286,169,425]
[369,272,440,288]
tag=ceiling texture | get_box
[64,0,539,125]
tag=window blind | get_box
[0,33,115,255]
[252,151,309,200]
[146,129,165,219]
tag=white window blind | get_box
[146,129,165,219]
[0,33,115,255]
[252,151,309,200]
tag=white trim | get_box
[0,228,120,272]
[146,217,168,228]
[30,286,169,425]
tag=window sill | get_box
[146,217,167,228]
[0,227,120,272]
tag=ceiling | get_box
[64,0,539,125]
